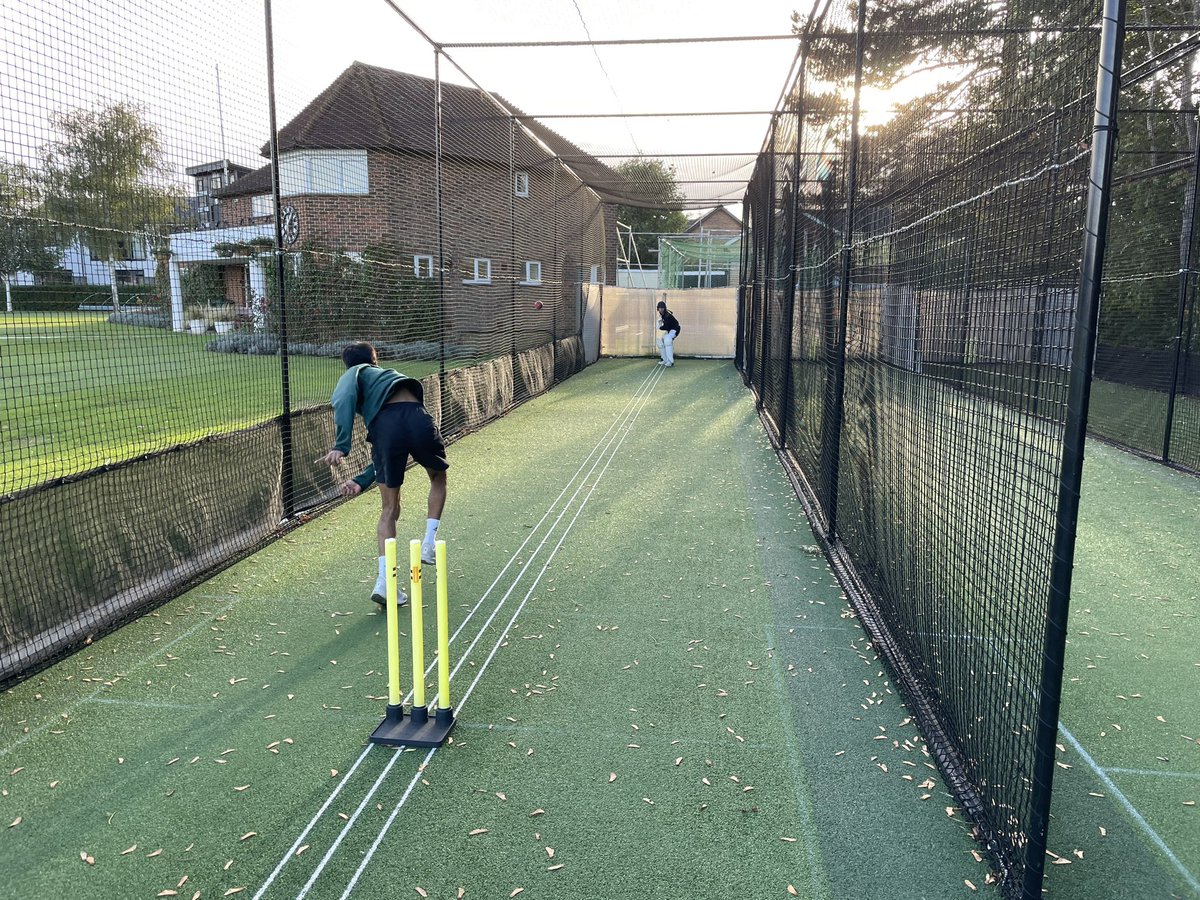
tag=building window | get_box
[117,237,146,260]
[280,150,369,196]
[464,257,492,284]
[414,254,434,279]
[589,265,601,284]
[251,195,273,218]
[514,171,529,197]
[520,260,542,285]
[115,269,146,285]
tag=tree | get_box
[0,159,59,312]
[41,102,177,311]
[615,159,689,268]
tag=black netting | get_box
[0,2,601,685]
[738,1,1138,896]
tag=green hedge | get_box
[8,284,160,311]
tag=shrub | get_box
[8,284,156,311]
[206,333,280,355]
[109,309,169,329]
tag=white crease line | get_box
[1059,722,1200,893]
[333,366,664,900]
[257,364,663,898]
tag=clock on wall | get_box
[280,205,300,247]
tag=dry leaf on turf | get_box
[415,888,428,898]
[529,809,544,817]
[8,818,20,828]
[510,890,524,898]
[788,886,798,896]
[546,848,555,858]
[224,890,245,897]
[608,773,617,783]
[965,880,977,891]
[469,828,488,836]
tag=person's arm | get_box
[352,462,376,492]
[329,367,359,454]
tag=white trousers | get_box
[657,330,677,366]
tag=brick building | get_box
[167,62,625,343]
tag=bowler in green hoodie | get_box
[321,342,449,606]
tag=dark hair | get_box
[342,341,377,368]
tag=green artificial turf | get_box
[0,358,993,899]
[1044,440,1200,899]
[0,312,442,493]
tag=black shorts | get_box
[367,402,449,489]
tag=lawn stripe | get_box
[1059,722,1200,893]
[763,623,831,900]
[1103,767,1200,781]
[256,364,664,897]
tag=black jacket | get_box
[658,309,681,334]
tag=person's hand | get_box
[320,449,345,467]
[339,480,362,497]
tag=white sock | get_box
[373,555,387,595]
[424,518,440,548]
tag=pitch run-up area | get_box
[1,358,1190,899]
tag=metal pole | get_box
[1027,3,1126,897]
[756,116,778,410]
[778,95,806,446]
[824,0,867,537]
[1162,119,1200,462]
[434,50,447,390]
[263,0,293,520]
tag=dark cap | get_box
[656,301,666,309]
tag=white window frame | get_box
[520,260,542,285]
[514,171,530,197]
[414,254,434,279]
[589,264,601,284]
[464,257,492,284]
[251,194,273,218]
[279,150,370,196]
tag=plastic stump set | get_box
[369,538,456,748]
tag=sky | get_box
[0,0,814,212]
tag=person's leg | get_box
[421,468,447,562]
[663,330,675,366]
[371,485,403,603]
[656,335,665,363]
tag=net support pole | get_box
[778,94,807,446]
[263,0,294,519]
[434,49,447,393]
[1028,3,1127,897]
[755,117,778,410]
[1162,126,1200,462]
[824,0,866,537]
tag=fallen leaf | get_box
[8,818,20,828]
[510,890,524,898]
[415,889,428,899]
[608,773,617,783]
[788,887,798,897]
[469,828,488,836]
[529,809,544,817]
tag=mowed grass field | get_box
[0,360,998,900]
[0,312,442,494]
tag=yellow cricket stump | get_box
[369,538,456,747]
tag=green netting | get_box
[657,234,742,289]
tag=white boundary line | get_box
[253,364,663,899]
[1059,723,1200,893]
